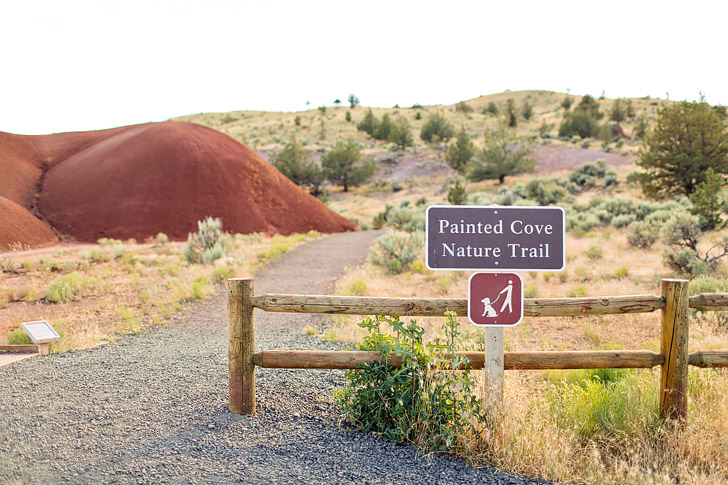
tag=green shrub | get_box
[45,272,87,303]
[611,214,636,228]
[6,328,32,345]
[546,369,658,442]
[569,284,588,297]
[626,221,658,249]
[347,279,367,296]
[410,260,428,274]
[191,276,212,300]
[211,265,234,283]
[335,313,481,452]
[455,101,473,113]
[369,231,424,274]
[420,111,454,143]
[522,177,566,205]
[116,305,141,334]
[689,275,728,294]
[155,232,169,245]
[184,217,226,264]
[614,266,630,280]
[583,245,604,260]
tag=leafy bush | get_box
[569,284,588,297]
[335,313,481,452]
[420,112,454,143]
[155,232,169,244]
[184,217,226,264]
[484,101,499,115]
[369,230,424,274]
[211,265,234,283]
[347,279,367,296]
[522,177,566,205]
[659,211,728,275]
[6,328,32,345]
[372,202,425,233]
[559,109,600,138]
[627,221,658,249]
[583,245,604,260]
[614,266,630,280]
[611,214,636,228]
[455,101,473,113]
[45,272,87,303]
[689,275,728,294]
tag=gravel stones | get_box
[0,231,547,484]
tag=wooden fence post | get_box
[484,327,504,409]
[228,278,256,415]
[660,279,689,422]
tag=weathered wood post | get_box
[484,326,504,409]
[660,279,689,422]
[228,278,256,415]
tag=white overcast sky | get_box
[1,0,726,135]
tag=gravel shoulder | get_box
[0,230,545,484]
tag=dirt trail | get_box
[0,231,543,484]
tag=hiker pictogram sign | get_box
[468,272,523,326]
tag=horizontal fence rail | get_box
[251,350,666,370]
[0,344,39,353]
[251,294,667,317]
[229,278,728,422]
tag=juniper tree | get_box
[467,124,536,184]
[357,109,379,136]
[446,125,475,173]
[389,115,413,150]
[420,111,454,143]
[322,140,377,192]
[638,101,728,198]
[271,136,323,195]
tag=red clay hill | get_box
[0,122,355,249]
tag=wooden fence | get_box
[227,278,728,422]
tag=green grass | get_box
[45,272,88,303]
[544,369,658,442]
[6,328,32,345]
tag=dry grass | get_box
[325,187,728,483]
[173,90,660,158]
[0,231,319,351]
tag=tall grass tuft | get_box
[45,272,87,303]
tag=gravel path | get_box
[0,231,545,484]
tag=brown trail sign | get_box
[426,205,565,271]
[468,273,523,326]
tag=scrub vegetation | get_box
[1,226,319,351]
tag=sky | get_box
[1,0,726,135]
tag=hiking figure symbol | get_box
[480,279,514,317]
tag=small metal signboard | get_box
[21,320,60,344]
[468,273,523,327]
[426,205,565,271]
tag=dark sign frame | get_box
[426,205,565,271]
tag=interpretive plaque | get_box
[21,320,60,344]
